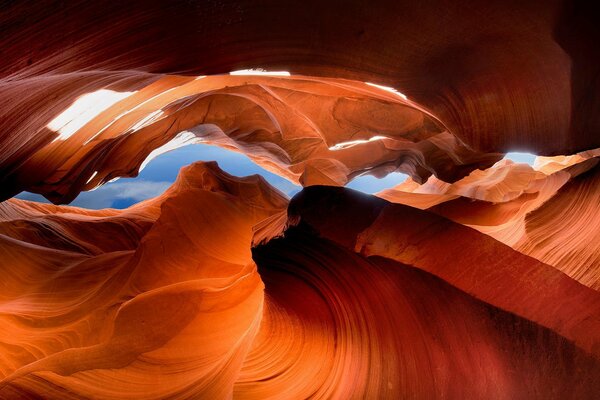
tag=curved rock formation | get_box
[0,73,502,204]
[2,163,600,398]
[378,151,600,289]
[2,0,600,398]
[2,0,599,156]
[0,162,287,398]
[248,228,600,399]
[290,186,600,356]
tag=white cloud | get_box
[70,180,171,208]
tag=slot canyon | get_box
[1,0,600,398]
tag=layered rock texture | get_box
[2,0,600,398]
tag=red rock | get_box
[1,1,600,398]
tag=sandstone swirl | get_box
[378,150,600,289]
[1,162,286,398]
[2,162,600,399]
[2,0,600,398]
[0,73,501,204]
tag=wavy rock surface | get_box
[2,0,599,156]
[290,187,600,358]
[3,0,600,203]
[0,73,502,204]
[0,162,287,398]
[247,228,600,399]
[2,1,600,398]
[378,152,600,289]
[2,166,600,398]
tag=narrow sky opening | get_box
[230,69,291,76]
[346,172,408,194]
[503,152,537,166]
[16,144,301,209]
[17,145,410,209]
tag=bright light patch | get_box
[138,131,198,173]
[230,69,291,76]
[329,136,388,151]
[86,171,98,185]
[130,110,164,132]
[504,152,537,166]
[49,89,135,141]
[347,172,409,194]
[365,82,408,100]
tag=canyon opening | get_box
[1,0,600,399]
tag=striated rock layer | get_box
[2,0,600,204]
[2,0,600,398]
[378,151,600,290]
[2,0,599,156]
[248,228,600,398]
[1,162,600,398]
[0,73,501,204]
[0,162,287,399]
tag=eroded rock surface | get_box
[2,1,600,398]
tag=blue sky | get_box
[16,144,300,209]
[15,145,536,209]
[346,172,408,193]
[19,144,404,208]
[504,152,536,165]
